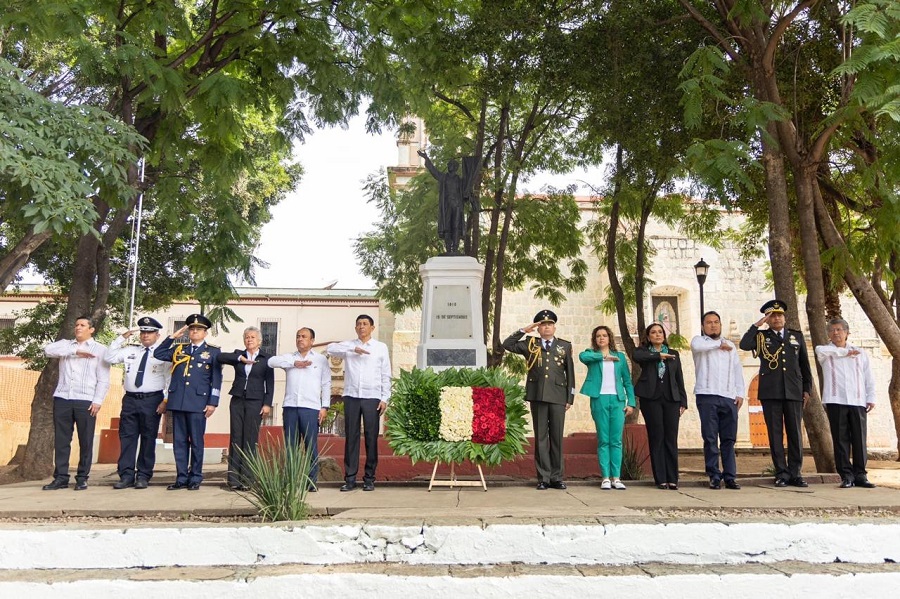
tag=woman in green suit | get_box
[579,325,635,490]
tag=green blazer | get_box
[579,349,635,407]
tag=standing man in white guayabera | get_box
[815,318,877,489]
[41,315,111,491]
[327,315,391,492]
[691,311,745,491]
[269,327,331,492]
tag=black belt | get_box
[125,391,164,399]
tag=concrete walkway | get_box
[1,462,899,520]
[3,464,900,597]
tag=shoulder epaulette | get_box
[206,343,220,349]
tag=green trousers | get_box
[590,394,626,478]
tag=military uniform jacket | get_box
[502,332,575,405]
[739,326,812,401]
[154,337,223,412]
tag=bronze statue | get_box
[417,150,480,255]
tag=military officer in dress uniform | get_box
[503,310,576,490]
[104,317,170,489]
[739,300,813,487]
[154,314,222,490]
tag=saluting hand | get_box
[718,341,733,351]
[238,355,256,365]
[293,360,313,368]
[353,346,370,355]
[523,322,540,334]
[75,350,96,359]
[171,324,189,339]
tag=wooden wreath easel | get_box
[428,461,488,492]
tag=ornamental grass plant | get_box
[235,435,316,522]
[620,433,648,481]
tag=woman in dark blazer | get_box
[218,326,274,490]
[633,323,688,489]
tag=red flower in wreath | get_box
[472,386,506,444]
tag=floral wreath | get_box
[384,367,528,466]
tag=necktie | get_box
[544,340,550,352]
[135,348,149,388]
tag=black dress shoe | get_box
[789,477,809,488]
[74,481,88,491]
[724,480,741,490]
[134,479,149,490]
[340,482,357,492]
[187,482,201,491]
[839,479,855,488]
[657,483,668,490]
[549,481,567,490]
[307,485,318,492]
[113,478,134,490]
[536,482,549,490]
[167,483,187,490]
[774,478,788,487]
[855,478,876,488]
[709,478,721,490]
[363,482,375,492]
[42,479,69,490]
[668,483,678,490]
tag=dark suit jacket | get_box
[218,350,275,406]
[633,347,688,408]
[739,326,812,401]
[502,332,575,405]
[154,337,222,412]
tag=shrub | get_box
[235,434,315,522]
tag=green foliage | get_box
[394,367,442,441]
[620,432,648,482]
[0,59,144,237]
[385,367,528,466]
[235,434,315,522]
[0,299,66,370]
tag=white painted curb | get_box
[1,522,899,570]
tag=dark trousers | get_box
[760,398,803,481]
[228,396,263,486]
[284,407,321,482]
[52,397,96,482]
[171,410,207,485]
[117,392,163,482]
[640,399,681,485]
[530,401,567,483]
[696,394,738,482]
[343,397,380,484]
[826,403,868,481]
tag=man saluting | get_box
[503,310,576,491]
[154,314,222,490]
[739,300,812,488]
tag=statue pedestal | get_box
[416,256,487,370]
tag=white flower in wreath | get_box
[439,386,473,442]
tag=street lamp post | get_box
[694,258,710,321]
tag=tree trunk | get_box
[758,126,835,473]
[791,168,835,473]
[891,359,900,459]
[0,229,53,291]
